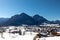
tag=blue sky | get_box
[0,0,60,21]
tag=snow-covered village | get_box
[0,24,60,40]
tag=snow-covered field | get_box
[0,32,37,40]
[0,32,60,40]
[0,26,60,40]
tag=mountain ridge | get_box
[0,13,60,26]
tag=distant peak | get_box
[34,14,40,16]
[33,14,43,18]
[20,12,27,15]
[19,12,30,17]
